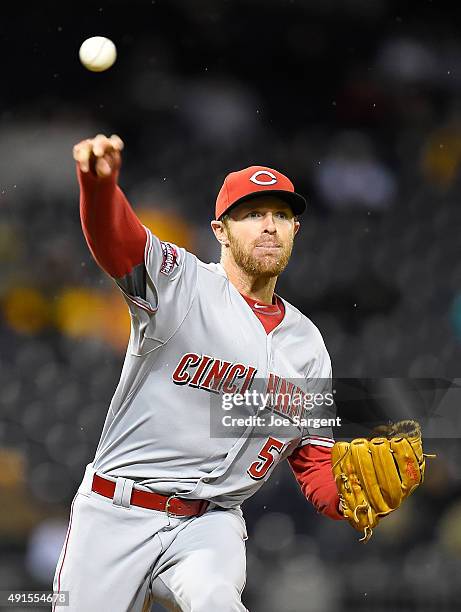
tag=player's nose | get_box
[262,213,277,233]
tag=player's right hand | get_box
[73,134,124,178]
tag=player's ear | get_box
[294,218,300,237]
[210,219,229,246]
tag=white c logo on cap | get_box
[249,170,277,186]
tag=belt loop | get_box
[113,477,134,508]
[197,500,209,517]
[79,463,96,496]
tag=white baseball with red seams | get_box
[79,36,117,72]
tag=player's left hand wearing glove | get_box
[331,420,435,542]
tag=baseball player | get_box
[53,133,344,612]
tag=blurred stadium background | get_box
[1,0,461,610]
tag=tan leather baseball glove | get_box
[331,420,435,542]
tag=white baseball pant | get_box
[53,464,248,611]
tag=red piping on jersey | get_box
[302,435,335,447]
[53,494,76,611]
[78,166,146,278]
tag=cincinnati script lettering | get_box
[171,354,331,425]
[172,353,257,395]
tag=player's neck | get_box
[221,258,277,304]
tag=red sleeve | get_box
[288,443,344,521]
[78,166,147,278]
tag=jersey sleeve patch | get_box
[160,241,179,275]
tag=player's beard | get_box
[226,230,294,278]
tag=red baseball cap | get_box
[215,165,307,220]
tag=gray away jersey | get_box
[91,228,335,508]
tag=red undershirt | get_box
[78,166,342,521]
[240,294,285,335]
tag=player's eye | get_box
[247,211,262,218]
[275,211,288,219]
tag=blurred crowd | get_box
[1,0,460,610]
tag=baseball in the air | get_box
[79,36,117,72]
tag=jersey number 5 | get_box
[247,437,284,481]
